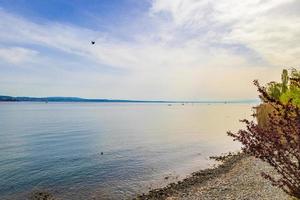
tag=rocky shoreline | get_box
[28,153,294,200]
[134,153,293,200]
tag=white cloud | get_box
[0,1,299,99]
[151,0,300,66]
[0,47,38,64]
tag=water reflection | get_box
[0,102,254,199]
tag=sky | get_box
[0,0,299,100]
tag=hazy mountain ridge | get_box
[0,95,258,104]
[0,95,152,103]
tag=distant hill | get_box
[0,95,259,104]
[0,95,157,103]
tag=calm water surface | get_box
[0,102,254,199]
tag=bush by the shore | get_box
[228,68,300,198]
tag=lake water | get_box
[0,102,254,199]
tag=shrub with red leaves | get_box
[228,79,300,198]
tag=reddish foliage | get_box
[228,80,300,198]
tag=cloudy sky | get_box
[0,0,299,100]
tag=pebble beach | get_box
[135,153,293,200]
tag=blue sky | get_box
[0,0,299,100]
[0,0,149,30]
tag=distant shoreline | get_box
[0,95,258,104]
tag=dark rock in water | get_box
[164,176,169,180]
[29,191,55,200]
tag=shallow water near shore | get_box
[0,102,254,199]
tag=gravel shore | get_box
[135,153,294,200]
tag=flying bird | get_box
[91,41,95,45]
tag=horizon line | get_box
[0,94,259,103]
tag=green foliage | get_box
[266,68,300,107]
[280,86,300,107]
[266,82,282,100]
[281,69,288,93]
